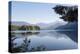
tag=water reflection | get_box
[10,31,78,53]
[21,32,40,36]
[56,31,78,42]
[11,32,46,53]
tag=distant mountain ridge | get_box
[36,21,67,30]
[55,22,78,30]
[10,21,77,30]
[11,21,30,26]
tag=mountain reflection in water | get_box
[11,30,78,53]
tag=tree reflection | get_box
[20,32,40,36]
[11,32,46,53]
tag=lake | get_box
[10,30,78,52]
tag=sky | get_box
[11,1,65,24]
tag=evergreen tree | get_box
[53,5,78,22]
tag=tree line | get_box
[11,25,40,31]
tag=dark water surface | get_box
[11,30,78,52]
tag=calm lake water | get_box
[11,30,78,52]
